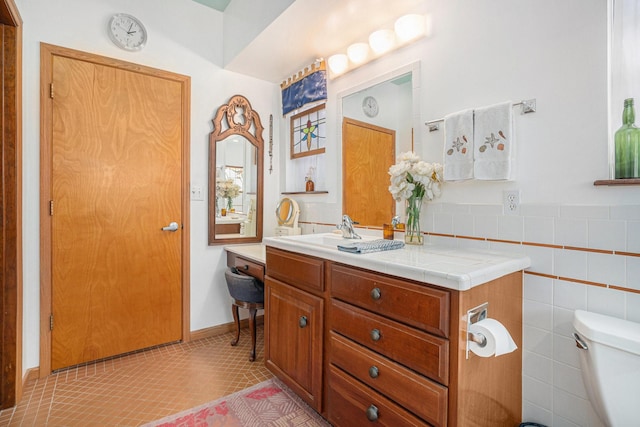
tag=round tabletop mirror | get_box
[276,197,299,227]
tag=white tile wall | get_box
[588,219,626,251]
[628,221,640,253]
[586,252,625,286]
[524,216,555,245]
[555,218,588,247]
[429,203,640,426]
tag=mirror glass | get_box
[341,70,414,227]
[209,95,264,245]
[276,197,300,227]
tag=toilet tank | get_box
[573,310,640,356]
[573,310,640,427]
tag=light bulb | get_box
[369,29,396,55]
[347,42,369,65]
[328,53,348,75]
[394,14,426,43]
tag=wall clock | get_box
[108,13,147,51]
[362,96,379,117]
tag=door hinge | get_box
[50,313,54,331]
[49,200,54,216]
[50,83,54,99]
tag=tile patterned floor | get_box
[0,326,272,426]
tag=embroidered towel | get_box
[473,101,514,180]
[443,109,474,181]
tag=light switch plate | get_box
[191,185,204,201]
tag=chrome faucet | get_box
[336,214,361,239]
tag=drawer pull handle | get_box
[299,316,308,328]
[242,265,249,270]
[366,404,379,421]
[370,329,381,342]
[368,366,379,378]
[370,287,381,300]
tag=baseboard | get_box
[189,315,264,342]
[21,367,39,394]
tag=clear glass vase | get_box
[405,195,424,245]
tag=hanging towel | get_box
[443,109,474,181]
[473,101,514,180]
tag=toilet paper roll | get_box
[468,318,517,357]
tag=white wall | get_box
[280,1,639,426]
[17,0,281,372]
[17,0,640,425]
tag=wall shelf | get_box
[281,191,329,195]
[594,179,640,186]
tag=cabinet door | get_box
[265,276,324,411]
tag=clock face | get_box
[362,96,379,117]
[108,13,147,51]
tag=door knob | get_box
[162,222,179,232]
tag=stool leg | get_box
[249,307,257,362]
[230,303,240,346]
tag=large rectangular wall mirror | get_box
[340,63,419,227]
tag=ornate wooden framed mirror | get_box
[209,95,264,245]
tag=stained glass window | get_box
[290,103,326,159]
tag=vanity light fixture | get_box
[327,13,430,78]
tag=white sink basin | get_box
[277,232,379,248]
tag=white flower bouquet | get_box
[216,179,241,210]
[388,152,443,244]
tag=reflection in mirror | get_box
[209,95,264,245]
[341,71,414,227]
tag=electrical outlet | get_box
[503,190,520,215]
[191,185,204,201]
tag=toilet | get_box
[572,310,640,427]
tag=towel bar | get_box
[425,98,536,132]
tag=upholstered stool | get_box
[224,267,264,361]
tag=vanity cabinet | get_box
[265,245,523,426]
[328,263,449,426]
[264,247,325,412]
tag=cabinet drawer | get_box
[328,365,430,427]
[266,247,324,293]
[330,263,449,338]
[331,299,449,385]
[330,332,447,427]
[229,255,264,282]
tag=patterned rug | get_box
[143,378,331,427]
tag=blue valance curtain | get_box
[281,60,327,116]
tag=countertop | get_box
[224,243,266,264]
[263,233,530,291]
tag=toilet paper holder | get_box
[466,302,488,359]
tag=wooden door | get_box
[342,118,395,227]
[0,0,22,409]
[40,44,190,372]
[264,277,323,411]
